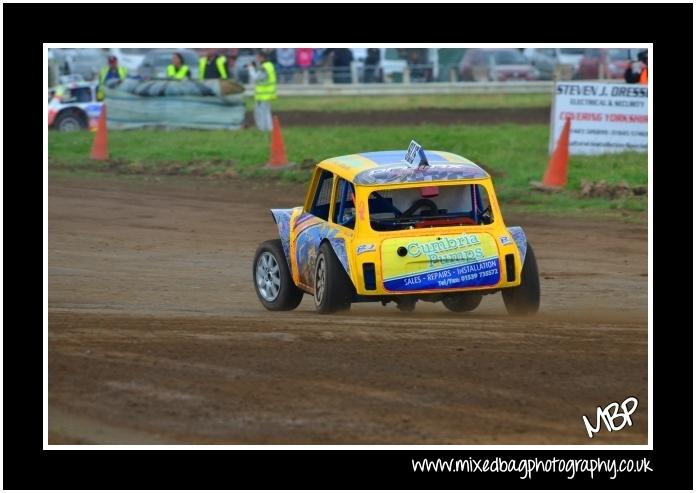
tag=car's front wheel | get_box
[253,239,303,311]
[502,243,540,315]
[55,111,86,132]
[314,242,353,314]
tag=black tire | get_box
[253,239,303,311]
[442,293,483,312]
[55,111,87,132]
[313,242,353,314]
[502,242,540,315]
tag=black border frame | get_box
[5,2,692,489]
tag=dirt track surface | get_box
[245,107,549,127]
[48,176,648,444]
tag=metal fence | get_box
[273,64,441,85]
[245,81,555,97]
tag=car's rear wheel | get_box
[314,242,352,314]
[502,242,540,315]
[55,111,86,132]
[442,293,483,312]
[253,239,303,311]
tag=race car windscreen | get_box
[368,184,493,231]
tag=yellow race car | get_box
[253,142,540,315]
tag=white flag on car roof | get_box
[405,140,430,168]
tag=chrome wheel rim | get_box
[314,254,326,304]
[256,252,281,302]
[60,118,80,131]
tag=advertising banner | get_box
[550,81,648,155]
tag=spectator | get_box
[625,50,647,84]
[296,48,313,82]
[330,48,353,84]
[364,48,381,83]
[248,51,277,132]
[260,48,276,65]
[198,49,228,80]
[311,48,328,83]
[166,52,191,80]
[313,48,326,65]
[276,48,296,83]
[407,48,428,81]
[97,55,127,100]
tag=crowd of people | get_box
[97,48,374,128]
[96,47,647,133]
[233,48,365,84]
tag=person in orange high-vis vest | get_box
[625,50,648,84]
[638,50,648,84]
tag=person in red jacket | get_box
[295,48,313,83]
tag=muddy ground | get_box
[48,176,648,444]
[245,107,550,127]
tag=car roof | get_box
[318,150,489,186]
[52,82,97,91]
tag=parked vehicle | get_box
[253,143,540,315]
[460,49,539,82]
[521,48,557,79]
[48,82,103,131]
[576,48,639,80]
[351,48,439,83]
[61,48,109,81]
[137,49,200,80]
[523,48,586,76]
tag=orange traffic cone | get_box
[266,116,292,168]
[542,117,571,187]
[90,105,109,161]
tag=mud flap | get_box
[326,237,352,281]
[507,226,528,265]
[270,208,297,265]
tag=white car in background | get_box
[109,48,152,72]
[523,48,586,77]
[352,48,439,83]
